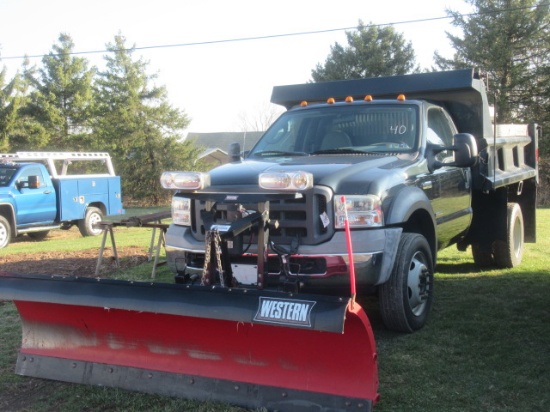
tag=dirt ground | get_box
[0,230,149,277]
[0,246,149,276]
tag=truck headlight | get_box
[334,195,383,228]
[172,197,192,226]
[259,171,313,191]
[161,172,210,190]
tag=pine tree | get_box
[435,0,550,202]
[23,34,95,150]
[22,34,95,150]
[311,21,418,82]
[9,59,51,151]
[94,34,200,205]
[0,60,47,152]
[24,34,95,150]
[0,67,18,151]
[434,0,550,124]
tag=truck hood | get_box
[207,154,412,194]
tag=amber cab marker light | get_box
[300,100,308,107]
[397,94,406,101]
[327,97,336,104]
[345,96,354,103]
[364,95,373,101]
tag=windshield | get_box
[0,167,17,187]
[249,104,419,157]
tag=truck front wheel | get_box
[78,207,104,237]
[379,233,434,333]
[0,216,12,248]
[493,202,524,268]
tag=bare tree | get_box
[237,101,284,132]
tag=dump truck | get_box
[0,152,124,247]
[162,68,538,333]
[0,69,539,411]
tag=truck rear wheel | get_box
[379,233,434,333]
[0,216,11,248]
[494,203,524,268]
[78,207,104,237]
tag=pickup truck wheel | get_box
[0,216,11,248]
[27,231,50,241]
[78,207,104,237]
[379,233,434,333]
[494,203,524,268]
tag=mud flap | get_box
[0,272,379,411]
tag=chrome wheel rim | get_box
[407,251,431,316]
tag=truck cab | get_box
[246,97,474,253]
[0,162,57,226]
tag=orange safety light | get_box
[345,96,354,103]
[364,95,373,102]
[327,97,336,104]
[397,94,406,101]
[300,101,308,107]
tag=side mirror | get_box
[453,133,478,167]
[28,175,40,189]
[16,175,41,189]
[228,142,242,163]
[429,133,478,171]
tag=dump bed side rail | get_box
[480,123,539,190]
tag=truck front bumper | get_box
[165,224,402,291]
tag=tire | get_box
[0,215,12,248]
[78,207,104,237]
[379,233,434,333]
[27,231,50,241]
[493,203,524,268]
[471,243,494,268]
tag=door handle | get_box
[43,190,52,194]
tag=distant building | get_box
[186,131,264,166]
[196,147,229,167]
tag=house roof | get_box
[198,147,228,166]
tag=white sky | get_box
[0,0,472,134]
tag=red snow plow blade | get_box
[0,272,379,411]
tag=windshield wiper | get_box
[311,148,370,155]
[251,150,310,157]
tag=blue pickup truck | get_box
[0,152,124,248]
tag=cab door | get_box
[14,166,57,225]
[426,107,472,249]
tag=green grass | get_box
[370,210,550,412]
[0,207,172,255]
[1,209,549,411]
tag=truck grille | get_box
[190,186,334,246]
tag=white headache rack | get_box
[0,152,115,177]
